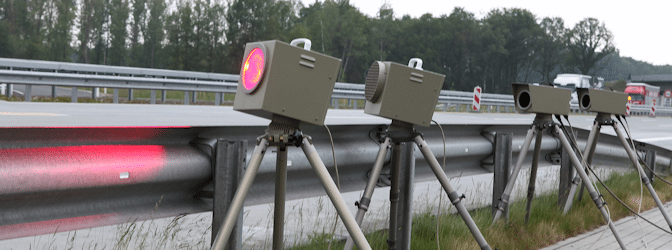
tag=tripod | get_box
[561,113,672,230]
[210,115,371,250]
[344,120,492,250]
[492,114,626,249]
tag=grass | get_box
[289,171,672,250]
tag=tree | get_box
[108,0,129,65]
[566,17,615,75]
[481,8,543,93]
[535,17,567,83]
[128,0,146,67]
[49,0,76,61]
[78,0,103,63]
[143,0,165,68]
[225,0,299,73]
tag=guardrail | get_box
[1,122,671,240]
[2,57,672,117]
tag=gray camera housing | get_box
[512,83,571,115]
[576,88,628,115]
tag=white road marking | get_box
[638,136,672,142]
[0,112,67,116]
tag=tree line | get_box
[0,0,617,94]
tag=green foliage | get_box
[566,18,616,75]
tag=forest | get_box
[0,0,670,94]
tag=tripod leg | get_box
[211,138,269,250]
[300,137,372,250]
[613,123,672,231]
[525,131,543,223]
[563,122,600,214]
[273,147,287,250]
[344,137,391,250]
[414,135,492,250]
[554,125,627,249]
[388,143,401,250]
[493,125,537,223]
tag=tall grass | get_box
[290,171,672,249]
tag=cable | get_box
[617,115,649,248]
[432,119,447,250]
[324,124,341,250]
[618,115,672,186]
[556,115,615,248]
[557,116,672,235]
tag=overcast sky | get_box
[299,0,671,66]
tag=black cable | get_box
[556,119,672,235]
[583,158,672,235]
[617,115,672,187]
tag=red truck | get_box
[625,83,660,105]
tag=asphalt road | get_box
[1,100,670,147]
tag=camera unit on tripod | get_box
[576,87,628,115]
[512,83,571,115]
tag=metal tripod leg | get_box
[493,125,538,223]
[300,137,372,250]
[613,123,672,231]
[554,125,627,249]
[414,135,492,250]
[211,138,269,250]
[563,122,600,214]
[524,131,543,223]
[273,147,287,250]
[344,137,392,250]
[388,143,401,250]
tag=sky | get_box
[298,0,672,66]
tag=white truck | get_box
[552,74,604,103]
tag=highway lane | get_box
[1,100,670,148]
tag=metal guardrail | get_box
[2,58,672,117]
[1,123,670,240]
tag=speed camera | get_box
[512,83,571,115]
[577,88,628,115]
[233,39,342,125]
[363,59,446,126]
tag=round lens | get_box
[242,47,265,92]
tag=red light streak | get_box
[0,145,166,193]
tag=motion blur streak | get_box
[0,145,166,193]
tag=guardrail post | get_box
[492,132,512,219]
[128,89,134,101]
[24,85,32,102]
[212,139,247,250]
[51,86,57,98]
[113,89,119,103]
[7,84,13,97]
[71,87,78,103]
[215,93,222,106]
[397,142,415,250]
[645,150,656,183]
[150,90,156,104]
[184,91,190,105]
[92,87,99,99]
[443,103,448,112]
[558,130,577,207]
[192,91,197,103]
[161,90,167,103]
